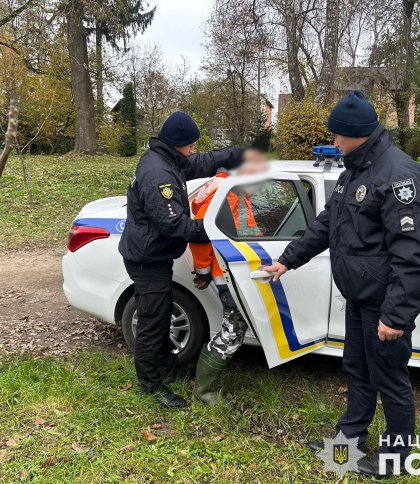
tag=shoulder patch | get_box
[392,178,416,205]
[399,208,415,232]
[159,183,173,200]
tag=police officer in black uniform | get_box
[263,91,420,477]
[119,112,243,409]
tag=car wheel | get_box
[121,287,209,364]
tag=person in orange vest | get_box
[190,150,267,405]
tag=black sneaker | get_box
[358,452,407,478]
[308,441,324,453]
[153,385,187,409]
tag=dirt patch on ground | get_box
[0,248,127,356]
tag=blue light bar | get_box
[312,145,344,168]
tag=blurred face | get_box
[333,134,369,156]
[238,150,268,175]
[175,143,196,157]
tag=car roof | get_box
[186,159,343,193]
[270,159,344,174]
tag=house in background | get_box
[278,66,416,129]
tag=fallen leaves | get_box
[119,383,133,392]
[143,430,158,442]
[71,442,89,454]
[214,434,225,442]
[41,456,58,468]
[118,444,135,453]
[5,438,18,448]
[34,417,45,426]
[19,469,30,481]
[0,272,126,356]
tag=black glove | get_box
[192,271,212,290]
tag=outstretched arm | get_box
[183,146,243,180]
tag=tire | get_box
[121,287,209,364]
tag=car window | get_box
[215,180,308,240]
[301,179,315,211]
[324,180,337,202]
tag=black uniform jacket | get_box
[119,138,243,264]
[279,125,420,329]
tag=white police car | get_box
[62,160,420,367]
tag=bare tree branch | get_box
[0,0,35,28]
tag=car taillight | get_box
[67,224,110,252]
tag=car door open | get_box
[204,170,331,368]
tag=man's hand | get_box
[378,320,404,341]
[261,262,288,282]
[192,271,212,290]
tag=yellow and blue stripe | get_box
[212,239,326,360]
[212,239,420,360]
[327,337,420,359]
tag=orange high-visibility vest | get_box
[190,172,260,286]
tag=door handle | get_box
[250,270,273,282]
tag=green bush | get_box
[118,82,137,157]
[406,128,420,161]
[276,96,332,160]
[252,128,273,152]
[192,114,214,152]
[97,120,132,155]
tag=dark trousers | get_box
[124,259,180,393]
[336,303,415,461]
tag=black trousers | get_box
[336,303,415,461]
[124,259,180,393]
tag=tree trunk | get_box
[316,0,340,104]
[95,23,104,122]
[0,99,19,179]
[397,0,417,150]
[66,0,96,154]
[285,0,305,101]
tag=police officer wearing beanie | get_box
[263,91,420,476]
[119,112,244,409]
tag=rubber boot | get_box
[194,345,229,406]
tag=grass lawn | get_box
[2,350,417,483]
[0,154,139,249]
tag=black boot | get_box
[358,452,406,478]
[308,441,324,453]
[150,385,187,409]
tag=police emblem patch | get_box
[317,430,365,479]
[392,178,416,205]
[159,183,173,200]
[356,185,366,202]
